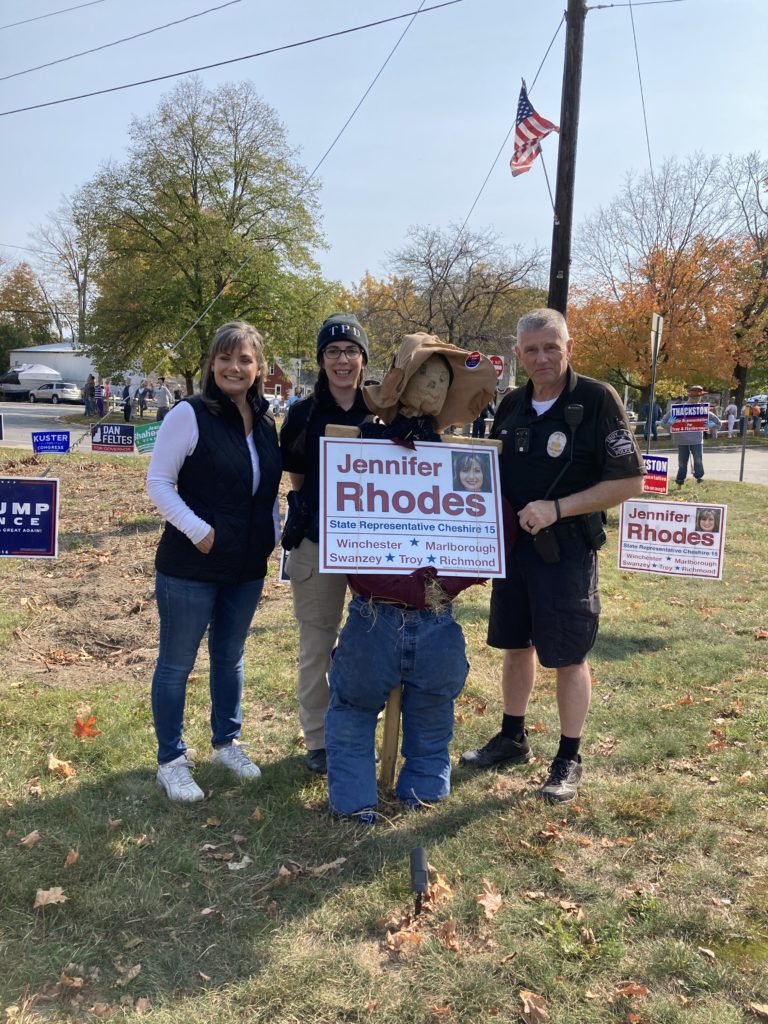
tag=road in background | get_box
[2,403,768,484]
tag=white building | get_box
[8,342,96,387]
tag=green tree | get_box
[89,77,324,390]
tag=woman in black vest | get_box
[146,322,281,801]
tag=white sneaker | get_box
[156,754,204,802]
[211,741,261,781]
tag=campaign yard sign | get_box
[642,454,668,495]
[32,431,70,454]
[668,402,709,433]
[319,437,505,576]
[91,423,135,452]
[0,477,59,557]
[134,421,162,453]
[618,499,727,579]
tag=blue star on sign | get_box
[386,553,395,562]
[427,555,436,563]
[410,538,419,546]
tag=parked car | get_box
[745,394,768,406]
[28,382,83,404]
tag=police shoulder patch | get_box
[605,428,635,458]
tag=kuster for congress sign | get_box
[319,437,505,576]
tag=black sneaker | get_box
[539,756,582,802]
[306,748,327,774]
[459,730,532,769]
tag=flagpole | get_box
[547,0,587,316]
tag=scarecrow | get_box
[324,333,498,822]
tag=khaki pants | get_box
[286,539,348,750]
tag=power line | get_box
[627,0,656,188]
[0,0,109,32]
[0,0,243,83]
[0,1,464,118]
[47,0,442,458]
[0,242,57,256]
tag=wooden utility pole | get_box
[547,0,587,315]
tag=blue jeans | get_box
[676,443,704,484]
[151,571,264,764]
[325,596,468,816]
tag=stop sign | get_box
[489,354,504,378]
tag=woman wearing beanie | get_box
[279,313,371,774]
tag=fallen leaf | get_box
[231,831,247,844]
[19,829,41,848]
[227,855,252,872]
[200,907,218,916]
[364,1000,379,1012]
[430,1004,452,1018]
[107,818,123,829]
[135,997,151,1014]
[305,856,347,877]
[435,918,461,952]
[519,989,550,1023]
[385,928,423,952]
[476,880,503,920]
[524,891,546,901]
[64,849,79,868]
[46,754,76,778]
[89,1002,113,1019]
[276,863,299,885]
[73,715,102,738]
[204,817,222,827]
[34,887,67,908]
[59,973,84,988]
[747,1003,768,1020]
[754,630,768,640]
[198,971,212,982]
[738,771,754,785]
[250,807,263,821]
[697,946,716,960]
[616,982,650,998]
[113,963,141,987]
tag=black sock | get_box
[556,734,581,762]
[501,714,526,741]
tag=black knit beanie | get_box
[316,313,369,364]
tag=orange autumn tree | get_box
[570,154,762,399]
[571,236,739,396]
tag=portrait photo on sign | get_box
[452,451,492,493]
[696,507,721,533]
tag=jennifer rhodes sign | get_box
[618,499,727,579]
[319,438,505,576]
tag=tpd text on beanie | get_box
[316,314,369,364]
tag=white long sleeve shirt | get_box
[146,401,280,546]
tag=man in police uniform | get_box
[461,308,644,801]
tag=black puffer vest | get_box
[155,390,281,584]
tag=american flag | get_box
[510,85,559,177]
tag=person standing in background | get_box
[155,377,173,422]
[661,385,707,487]
[724,400,738,438]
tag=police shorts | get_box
[487,521,600,668]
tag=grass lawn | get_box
[0,455,766,1023]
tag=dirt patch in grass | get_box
[0,451,291,688]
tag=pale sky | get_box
[0,0,765,290]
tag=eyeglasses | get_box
[324,346,363,361]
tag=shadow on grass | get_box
[0,750,532,1012]
[594,630,666,660]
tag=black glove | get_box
[281,490,310,551]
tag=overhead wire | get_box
[0,0,108,32]
[0,0,464,118]
[626,0,656,189]
[0,0,243,83]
